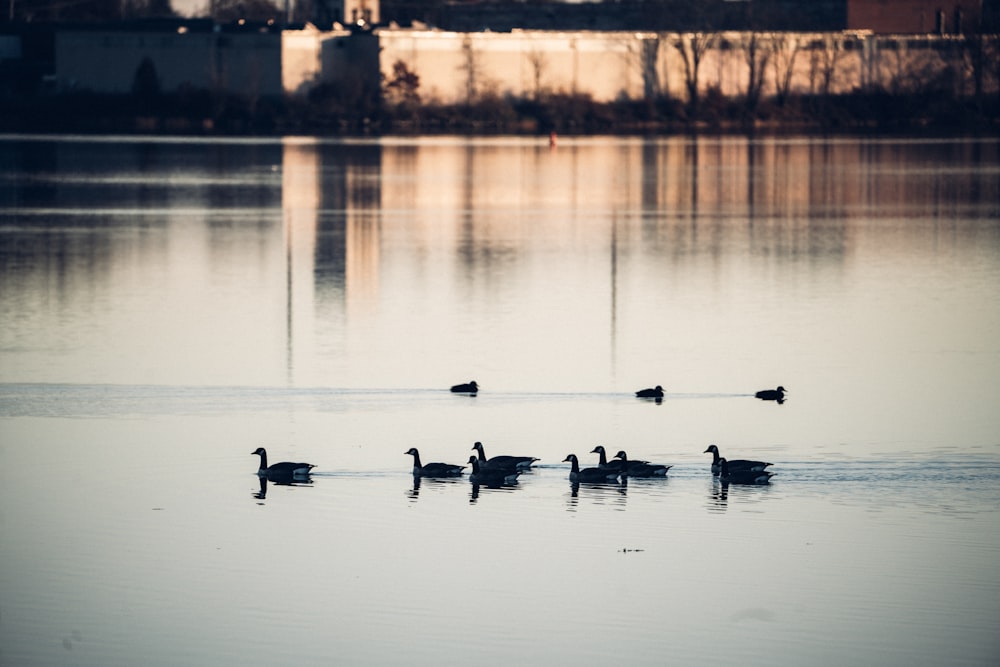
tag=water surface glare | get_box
[1,135,999,666]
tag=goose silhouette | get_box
[450,381,479,394]
[467,456,521,486]
[755,386,786,403]
[471,441,538,470]
[251,447,315,479]
[613,450,671,477]
[405,448,465,477]
[590,445,647,471]
[703,445,772,474]
[564,454,620,482]
[720,457,774,485]
[635,385,664,399]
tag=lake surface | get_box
[1,134,999,666]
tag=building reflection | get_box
[275,135,991,384]
[280,140,383,384]
[281,140,320,384]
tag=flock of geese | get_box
[252,441,775,487]
[252,382,783,488]
[452,380,786,405]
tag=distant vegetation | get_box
[3,60,996,137]
[2,14,998,136]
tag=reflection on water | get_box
[2,136,999,667]
[406,474,466,501]
[4,135,998,393]
[253,475,314,502]
[566,480,629,511]
[469,481,524,503]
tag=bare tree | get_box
[959,25,1000,109]
[640,35,661,101]
[673,31,716,117]
[526,46,548,101]
[874,39,943,96]
[770,34,803,106]
[458,35,483,105]
[622,33,661,103]
[741,31,772,115]
[808,34,848,98]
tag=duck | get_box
[590,445,648,471]
[251,447,315,478]
[719,457,774,485]
[467,456,521,486]
[471,441,539,470]
[450,380,479,394]
[613,450,671,477]
[404,448,465,477]
[755,386,786,402]
[635,385,664,399]
[564,454,620,483]
[703,445,772,474]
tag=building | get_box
[55,22,284,96]
[1,1,996,109]
[847,0,983,33]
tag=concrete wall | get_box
[376,28,996,104]
[55,29,283,96]
[377,29,863,104]
[283,25,361,96]
[48,23,997,104]
[378,30,651,104]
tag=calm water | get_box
[1,134,999,666]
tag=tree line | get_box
[1,24,997,135]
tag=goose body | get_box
[590,445,647,471]
[450,381,479,394]
[635,385,664,399]
[755,386,786,402]
[467,456,521,486]
[405,448,465,477]
[471,441,539,470]
[704,445,772,474]
[564,454,620,482]
[719,457,774,485]
[613,450,671,477]
[252,447,315,478]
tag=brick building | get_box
[847,0,983,33]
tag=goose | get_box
[564,454,620,483]
[471,441,539,470]
[613,450,671,477]
[450,381,479,394]
[755,386,786,402]
[405,448,465,477]
[590,445,648,471]
[635,385,664,399]
[251,447,315,478]
[467,456,521,486]
[720,457,774,485]
[703,445,772,474]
